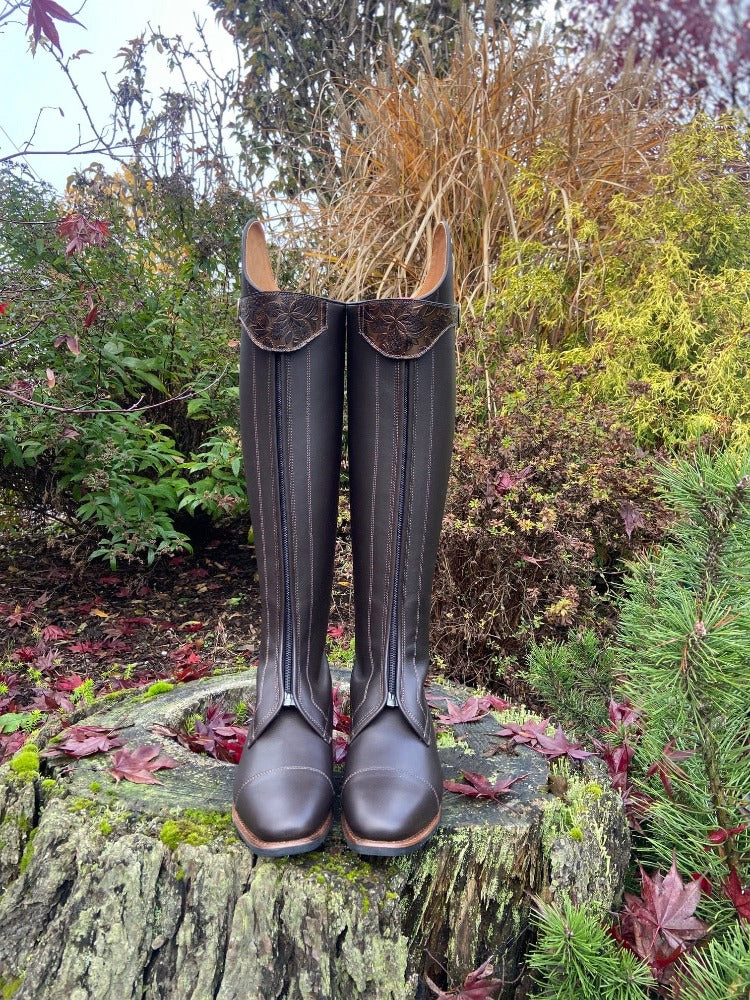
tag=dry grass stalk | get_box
[312,24,674,306]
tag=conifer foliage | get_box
[526,450,750,996]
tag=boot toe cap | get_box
[341,766,441,847]
[233,765,333,849]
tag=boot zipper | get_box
[386,362,410,707]
[274,353,295,706]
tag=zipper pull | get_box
[283,692,296,707]
[386,692,398,708]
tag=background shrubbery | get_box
[1,164,252,563]
[2,3,750,992]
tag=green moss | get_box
[436,730,474,755]
[68,797,95,813]
[144,681,175,698]
[99,819,113,836]
[41,778,56,792]
[9,744,39,781]
[175,866,185,881]
[491,707,549,730]
[541,767,609,852]
[0,975,24,998]
[18,828,37,874]
[158,810,232,850]
[89,781,101,793]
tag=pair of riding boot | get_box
[232,220,457,857]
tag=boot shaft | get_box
[238,222,344,742]
[346,224,457,741]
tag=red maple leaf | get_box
[54,673,88,691]
[0,302,7,315]
[722,867,750,921]
[644,739,695,799]
[0,731,28,765]
[332,684,351,734]
[619,859,709,978]
[11,645,43,663]
[443,770,527,802]
[436,696,491,726]
[109,744,179,784]
[492,466,532,496]
[153,703,247,764]
[477,694,511,712]
[41,724,127,759]
[495,717,552,746]
[28,689,74,713]
[533,726,595,761]
[27,0,82,53]
[172,661,213,682]
[426,958,503,999]
[41,624,72,642]
[57,214,109,256]
[706,824,747,845]
[607,698,641,729]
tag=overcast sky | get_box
[0,0,237,193]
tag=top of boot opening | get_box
[241,220,450,301]
[243,221,280,292]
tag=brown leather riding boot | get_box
[233,221,344,856]
[341,223,458,855]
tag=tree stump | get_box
[0,670,630,1000]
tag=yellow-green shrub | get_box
[490,117,750,449]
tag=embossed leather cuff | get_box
[239,289,329,352]
[355,299,459,359]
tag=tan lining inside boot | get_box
[411,223,448,299]
[243,221,280,292]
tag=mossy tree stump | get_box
[0,671,629,999]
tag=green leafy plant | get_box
[490,117,750,449]
[0,164,252,564]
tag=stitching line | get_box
[234,764,335,801]
[342,766,440,807]
[417,352,436,739]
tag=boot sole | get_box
[341,808,441,857]
[232,806,333,857]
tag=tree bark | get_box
[0,671,630,999]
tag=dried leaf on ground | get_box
[41,723,128,759]
[109,744,179,784]
[425,957,503,999]
[443,770,527,803]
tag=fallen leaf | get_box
[425,957,503,999]
[722,867,750,921]
[109,744,179,784]
[533,726,595,761]
[495,717,552,747]
[42,724,127,759]
[706,824,747,845]
[618,858,709,978]
[443,770,527,803]
[436,696,491,726]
